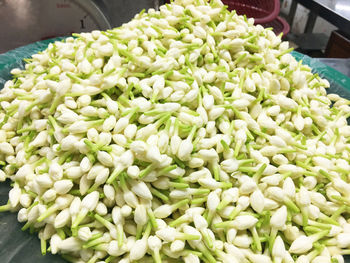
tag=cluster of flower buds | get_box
[1,0,350,262]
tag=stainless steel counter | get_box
[288,0,350,35]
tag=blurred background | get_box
[0,0,349,75]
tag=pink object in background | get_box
[221,0,280,24]
[222,0,290,36]
[261,15,291,37]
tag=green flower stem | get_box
[311,230,330,243]
[119,104,140,118]
[177,233,201,241]
[27,200,39,210]
[136,223,144,240]
[284,197,300,213]
[116,224,124,247]
[0,114,9,129]
[159,164,177,175]
[212,163,220,181]
[246,130,254,141]
[40,237,47,255]
[0,203,11,212]
[229,206,241,220]
[71,208,88,229]
[319,169,332,181]
[278,148,297,153]
[106,168,124,184]
[48,95,62,114]
[17,126,34,134]
[249,55,263,62]
[173,156,186,169]
[37,204,59,222]
[216,197,231,211]
[24,131,36,153]
[268,228,278,254]
[147,208,158,229]
[169,215,189,228]
[238,166,256,173]
[172,199,189,211]
[330,195,350,206]
[191,197,207,206]
[143,221,152,239]
[118,173,129,192]
[234,53,247,65]
[118,95,131,107]
[292,143,308,150]
[301,207,309,227]
[33,157,47,167]
[296,161,311,170]
[90,232,104,241]
[253,163,267,182]
[21,221,32,231]
[308,220,332,230]
[304,226,323,234]
[213,221,235,229]
[155,113,171,129]
[83,235,105,249]
[150,187,169,202]
[144,109,163,116]
[277,48,294,58]
[340,249,350,255]
[192,188,210,196]
[88,181,102,194]
[197,242,216,263]
[169,181,189,189]
[331,205,347,220]
[87,255,99,263]
[201,230,213,249]
[139,164,155,179]
[58,151,73,165]
[308,243,325,260]
[304,171,318,177]
[94,214,114,231]
[319,213,340,226]
[220,140,229,152]
[183,249,202,257]
[255,88,265,103]
[6,104,19,116]
[311,124,322,135]
[250,227,262,252]
[234,140,243,157]
[152,249,162,263]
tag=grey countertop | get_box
[291,0,350,35]
[318,57,350,78]
[312,0,350,21]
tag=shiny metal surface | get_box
[0,0,111,53]
[0,0,159,53]
[316,0,350,21]
[291,0,350,35]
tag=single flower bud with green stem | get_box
[37,195,74,223]
[289,230,329,254]
[118,172,139,208]
[148,235,162,263]
[71,191,99,229]
[216,188,239,211]
[154,199,189,219]
[193,214,214,249]
[129,221,152,261]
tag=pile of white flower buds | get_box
[1,0,350,262]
